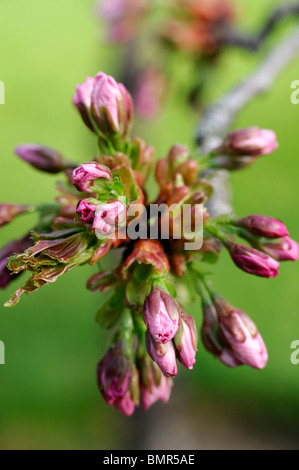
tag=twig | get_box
[196,25,299,154]
[224,2,299,52]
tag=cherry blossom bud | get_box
[76,199,97,224]
[214,297,268,370]
[219,127,278,156]
[92,200,127,237]
[201,301,242,368]
[72,162,112,193]
[91,72,133,138]
[145,331,178,377]
[113,390,135,416]
[234,215,289,239]
[143,290,180,344]
[73,76,95,131]
[15,144,77,174]
[140,358,173,410]
[97,339,136,416]
[201,296,268,369]
[226,242,280,278]
[174,312,198,369]
[260,236,299,261]
[0,204,28,228]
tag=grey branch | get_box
[224,2,299,52]
[198,25,299,218]
[196,25,299,155]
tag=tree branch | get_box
[196,25,299,154]
[224,2,299,52]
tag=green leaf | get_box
[126,278,151,307]
[95,285,126,329]
[173,269,197,306]
[126,264,153,306]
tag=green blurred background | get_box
[0,0,299,449]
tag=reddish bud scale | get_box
[0,204,28,228]
[0,234,32,289]
[120,240,170,279]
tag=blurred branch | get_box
[224,2,299,51]
[196,25,299,154]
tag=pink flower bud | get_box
[97,340,135,415]
[226,242,280,278]
[0,204,28,228]
[15,144,76,174]
[201,303,242,368]
[260,236,299,261]
[218,307,268,370]
[140,359,173,410]
[91,72,133,137]
[145,331,178,377]
[201,297,268,369]
[220,127,278,156]
[234,215,289,239]
[92,200,127,237]
[76,199,97,224]
[73,76,95,132]
[72,162,112,193]
[113,390,135,416]
[174,313,198,370]
[143,290,180,344]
